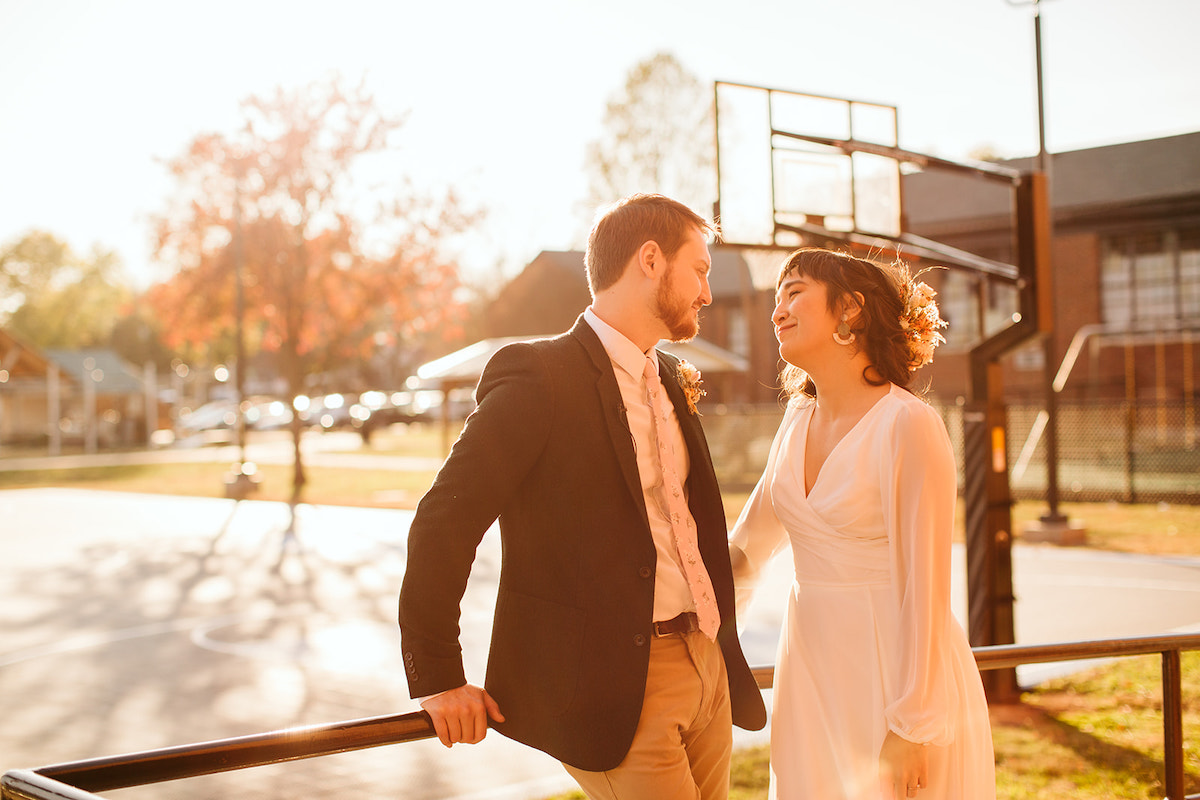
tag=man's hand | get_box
[420,684,506,748]
[878,730,928,799]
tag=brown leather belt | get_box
[652,611,700,638]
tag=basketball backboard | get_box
[713,80,1022,286]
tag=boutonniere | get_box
[677,359,706,415]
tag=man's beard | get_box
[655,267,700,342]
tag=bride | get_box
[730,247,996,800]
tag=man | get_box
[398,193,766,799]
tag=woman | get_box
[730,248,995,800]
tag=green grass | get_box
[0,461,439,509]
[990,651,1200,800]
[1011,500,1200,557]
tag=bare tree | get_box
[584,52,715,218]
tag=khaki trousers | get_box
[563,630,733,800]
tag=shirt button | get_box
[633,634,647,647]
[638,566,652,579]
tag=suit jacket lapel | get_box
[656,350,726,563]
[655,351,714,474]
[571,317,647,515]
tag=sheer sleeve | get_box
[880,399,958,746]
[728,402,797,619]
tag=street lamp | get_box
[224,159,260,500]
[1005,0,1084,542]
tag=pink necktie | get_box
[643,357,720,641]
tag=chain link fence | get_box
[997,399,1200,504]
[704,398,1200,505]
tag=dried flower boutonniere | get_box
[677,359,706,415]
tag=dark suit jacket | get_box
[398,315,766,771]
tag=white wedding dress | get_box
[731,384,995,800]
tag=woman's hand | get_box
[878,730,928,798]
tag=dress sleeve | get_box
[728,403,796,619]
[880,399,958,746]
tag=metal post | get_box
[1009,0,1077,534]
[143,361,157,445]
[47,365,61,456]
[1161,648,1184,800]
[712,81,722,226]
[83,357,97,454]
[1125,343,1137,503]
[224,164,259,500]
[1032,1,1066,525]
[964,362,1021,702]
[234,180,247,467]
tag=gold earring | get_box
[833,314,855,346]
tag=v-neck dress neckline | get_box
[801,384,896,500]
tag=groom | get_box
[398,193,765,799]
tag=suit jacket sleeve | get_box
[398,343,553,698]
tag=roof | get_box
[43,348,144,395]
[0,328,58,384]
[903,131,1200,227]
[515,248,756,301]
[1011,131,1200,209]
[416,337,536,384]
[416,334,749,387]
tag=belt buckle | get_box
[653,612,698,638]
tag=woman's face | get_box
[773,271,840,367]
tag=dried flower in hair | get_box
[899,266,949,370]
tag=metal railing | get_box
[3,632,1198,800]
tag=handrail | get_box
[3,633,1198,800]
[2,711,438,799]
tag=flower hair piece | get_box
[898,266,949,371]
[677,360,706,415]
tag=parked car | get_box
[296,393,358,431]
[243,398,293,431]
[175,399,238,445]
[345,388,475,442]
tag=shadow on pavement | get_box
[0,491,492,800]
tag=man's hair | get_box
[585,193,715,295]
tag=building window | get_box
[1011,340,1045,371]
[1182,229,1200,319]
[939,269,1019,347]
[940,271,979,346]
[727,307,750,357]
[1102,229,1200,326]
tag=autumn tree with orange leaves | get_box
[147,76,473,506]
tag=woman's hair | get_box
[777,247,940,400]
[585,193,714,295]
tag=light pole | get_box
[1006,0,1082,541]
[224,158,260,500]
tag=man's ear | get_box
[636,240,663,278]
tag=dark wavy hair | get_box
[776,247,919,400]
[585,193,714,295]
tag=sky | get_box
[1,0,1198,290]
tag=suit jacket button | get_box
[638,566,652,579]
[633,634,646,647]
